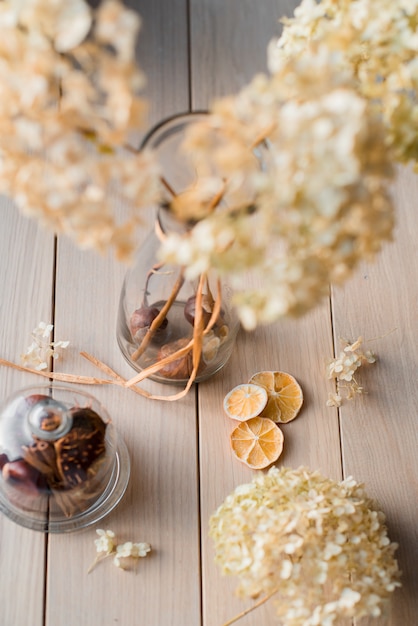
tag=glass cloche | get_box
[0,385,130,532]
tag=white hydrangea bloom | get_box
[160,46,394,328]
[326,336,377,404]
[269,0,418,165]
[209,466,401,626]
[94,529,116,555]
[20,322,69,370]
[0,0,160,261]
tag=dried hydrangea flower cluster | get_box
[326,336,376,407]
[269,0,418,166]
[0,0,160,260]
[89,528,151,572]
[161,45,394,328]
[4,0,407,328]
[20,322,69,371]
[209,466,400,626]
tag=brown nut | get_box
[184,295,213,327]
[2,459,47,497]
[129,306,168,343]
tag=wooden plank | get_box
[332,165,418,625]
[0,202,56,626]
[190,1,347,624]
[190,0,298,103]
[44,2,203,626]
[199,308,348,626]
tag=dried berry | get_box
[129,306,168,343]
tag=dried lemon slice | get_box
[223,383,268,421]
[249,371,303,423]
[230,416,284,469]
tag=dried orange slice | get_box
[230,416,284,469]
[223,383,268,421]
[249,371,303,423]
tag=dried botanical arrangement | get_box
[0,392,111,518]
[1,2,404,306]
[210,466,401,626]
[222,371,304,469]
[1,0,414,394]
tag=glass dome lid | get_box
[0,385,130,533]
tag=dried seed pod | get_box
[0,453,8,470]
[54,407,107,489]
[2,459,47,496]
[202,331,221,363]
[23,406,108,491]
[184,295,213,327]
[129,306,168,343]
[156,338,195,380]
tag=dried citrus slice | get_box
[223,383,268,421]
[230,416,284,469]
[249,371,303,423]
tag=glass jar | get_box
[0,385,130,532]
[116,112,240,384]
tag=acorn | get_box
[129,306,168,344]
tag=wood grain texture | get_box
[199,306,349,626]
[189,1,345,624]
[331,165,418,626]
[44,2,201,626]
[0,203,55,626]
[190,0,298,104]
[0,1,417,625]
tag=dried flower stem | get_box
[0,358,112,386]
[87,552,113,574]
[80,351,152,399]
[125,276,222,388]
[207,179,228,214]
[80,352,125,384]
[249,123,277,150]
[160,176,177,198]
[142,261,165,307]
[222,586,280,626]
[131,269,185,361]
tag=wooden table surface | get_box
[1,1,417,625]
